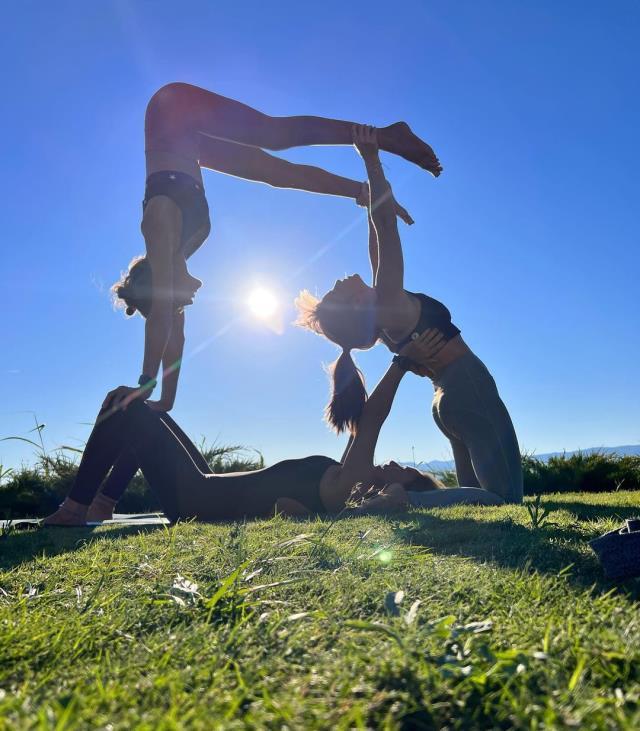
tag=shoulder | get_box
[414,291,452,317]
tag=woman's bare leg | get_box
[146,83,441,175]
[198,136,362,199]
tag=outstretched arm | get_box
[141,196,181,384]
[336,362,406,495]
[353,126,405,302]
[103,196,180,412]
[367,210,379,283]
[146,311,185,412]
[334,330,446,502]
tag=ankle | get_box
[92,493,118,509]
[60,498,89,518]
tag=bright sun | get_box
[247,287,279,319]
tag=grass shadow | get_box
[392,512,640,599]
[540,499,640,523]
[0,524,164,572]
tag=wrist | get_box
[363,154,382,168]
[138,374,157,394]
[392,355,414,373]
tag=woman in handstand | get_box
[108,83,441,415]
[296,126,522,505]
[43,331,483,526]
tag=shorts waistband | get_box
[432,352,491,388]
[145,170,204,193]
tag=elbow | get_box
[372,213,396,236]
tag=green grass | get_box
[1,492,639,729]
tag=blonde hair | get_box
[295,289,377,434]
[111,256,152,318]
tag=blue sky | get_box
[2,0,639,471]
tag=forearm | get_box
[368,211,379,280]
[159,359,181,409]
[142,311,173,380]
[359,364,404,434]
[339,363,405,481]
[363,155,404,291]
[158,318,185,409]
[364,155,395,227]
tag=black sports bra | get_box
[381,291,461,353]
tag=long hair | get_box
[326,349,368,434]
[405,471,444,491]
[111,256,152,318]
[296,289,377,434]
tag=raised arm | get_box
[146,311,185,412]
[336,362,406,494]
[353,125,405,301]
[141,197,181,384]
[333,330,447,502]
[367,209,379,283]
[103,196,180,412]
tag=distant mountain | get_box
[409,445,640,473]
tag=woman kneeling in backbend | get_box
[296,126,522,506]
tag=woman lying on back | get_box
[44,331,456,526]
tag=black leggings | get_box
[98,411,210,504]
[67,401,238,522]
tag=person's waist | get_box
[145,148,203,184]
[431,347,490,387]
[426,336,472,378]
[145,169,205,192]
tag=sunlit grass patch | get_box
[0,492,639,728]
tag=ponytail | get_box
[325,349,368,434]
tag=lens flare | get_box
[247,288,278,319]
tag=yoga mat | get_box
[0,513,169,530]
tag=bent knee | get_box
[147,82,193,111]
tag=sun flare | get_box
[247,287,279,319]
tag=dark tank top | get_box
[227,455,339,518]
[380,291,461,353]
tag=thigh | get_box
[432,391,480,488]
[197,134,290,182]
[439,401,522,503]
[126,404,208,521]
[449,438,481,488]
[159,413,211,473]
[128,404,242,522]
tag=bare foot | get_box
[43,498,88,526]
[351,483,410,515]
[379,122,443,177]
[86,493,117,522]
